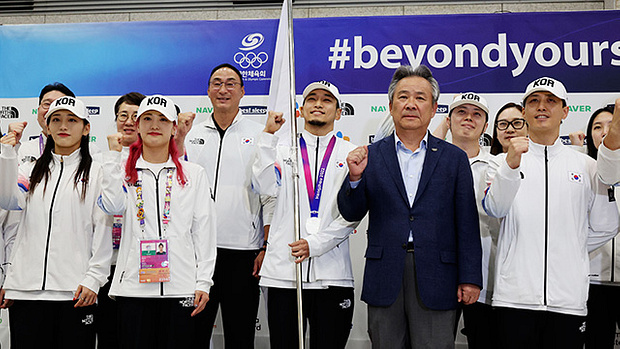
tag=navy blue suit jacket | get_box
[337,133,482,310]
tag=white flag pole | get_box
[284,0,305,347]
[267,1,304,347]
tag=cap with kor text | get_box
[449,92,489,115]
[523,77,568,104]
[138,95,178,122]
[45,96,89,122]
[302,81,341,106]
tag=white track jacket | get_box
[598,143,620,185]
[483,139,619,316]
[589,187,620,285]
[185,112,265,250]
[470,147,500,304]
[0,144,112,299]
[252,130,359,288]
[99,152,216,298]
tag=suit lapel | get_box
[414,134,443,204]
[378,134,409,205]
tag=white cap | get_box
[449,92,489,115]
[138,95,177,122]
[45,96,89,122]
[302,80,341,106]
[523,77,568,104]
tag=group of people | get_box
[0,61,619,349]
[353,66,620,349]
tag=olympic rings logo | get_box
[234,51,269,69]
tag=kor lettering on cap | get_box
[532,78,555,88]
[147,96,167,107]
[461,93,480,101]
[54,97,75,107]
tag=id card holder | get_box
[139,239,170,283]
[112,215,123,250]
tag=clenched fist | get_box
[346,145,369,181]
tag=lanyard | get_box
[299,135,336,218]
[135,169,174,237]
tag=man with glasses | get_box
[445,92,501,348]
[176,63,268,348]
[483,77,619,348]
[8,82,75,165]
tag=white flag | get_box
[268,0,298,146]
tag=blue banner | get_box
[0,10,619,98]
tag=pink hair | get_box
[125,133,187,187]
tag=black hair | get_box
[29,120,92,201]
[38,83,75,105]
[209,63,244,87]
[586,105,615,159]
[448,105,489,123]
[114,92,146,119]
[490,102,524,155]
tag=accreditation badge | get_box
[112,215,123,250]
[305,217,321,235]
[139,239,170,283]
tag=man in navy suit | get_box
[337,65,482,348]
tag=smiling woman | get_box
[98,95,217,348]
[0,96,112,348]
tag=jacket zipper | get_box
[306,136,321,283]
[42,156,64,290]
[543,146,549,306]
[212,135,225,201]
[147,168,165,296]
[612,238,616,282]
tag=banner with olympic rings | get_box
[0,10,619,99]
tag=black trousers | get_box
[586,283,620,349]
[116,296,197,349]
[195,248,260,348]
[9,299,96,348]
[496,306,586,349]
[97,264,119,349]
[267,286,354,349]
[462,302,498,349]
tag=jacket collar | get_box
[415,133,444,204]
[205,109,244,130]
[529,137,565,158]
[135,155,177,171]
[469,146,491,166]
[377,131,444,206]
[52,147,82,166]
[300,128,336,148]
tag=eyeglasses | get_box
[209,81,240,91]
[496,118,526,131]
[117,113,138,123]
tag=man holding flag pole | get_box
[254,80,360,348]
[262,0,310,348]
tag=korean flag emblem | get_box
[569,172,583,184]
[241,137,254,145]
